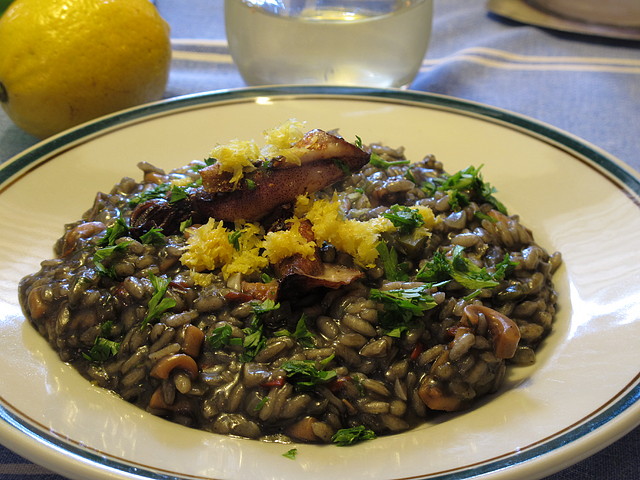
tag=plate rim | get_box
[2,85,639,192]
[1,85,638,480]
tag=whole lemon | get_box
[0,0,171,138]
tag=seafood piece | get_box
[460,305,521,359]
[237,219,364,301]
[418,377,466,412]
[129,129,370,235]
[417,305,521,413]
[130,195,196,237]
[194,129,370,222]
[276,254,364,299]
[60,221,106,256]
[274,219,363,299]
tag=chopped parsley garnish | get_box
[282,448,298,460]
[416,245,517,298]
[205,300,315,362]
[207,324,242,349]
[414,251,451,284]
[139,227,166,245]
[404,169,418,184]
[245,178,257,190]
[129,183,171,206]
[474,210,497,223]
[420,180,437,196]
[261,159,275,170]
[376,242,409,281]
[447,189,469,211]
[228,230,242,250]
[274,314,315,348]
[141,273,176,328]
[370,285,437,337]
[169,185,189,203]
[280,357,337,390]
[93,241,131,278]
[190,157,216,173]
[98,217,129,246]
[179,218,193,232]
[240,320,267,363]
[383,205,425,234]
[100,320,115,336]
[236,300,280,362]
[434,165,507,214]
[254,396,269,412]
[369,152,410,169]
[82,336,120,363]
[491,254,518,281]
[251,298,280,316]
[331,425,377,446]
[333,158,351,176]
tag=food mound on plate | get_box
[18,120,561,445]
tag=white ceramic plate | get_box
[0,86,638,480]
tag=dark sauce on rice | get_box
[18,144,561,444]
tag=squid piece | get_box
[150,353,199,380]
[418,305,521,413]
[418,378,467,412]
[129,129,370,235]
[193,129,370,222]
[277,263,365,300]
[60,221,106,257]
[417,348,469,412]
[460,304,521,359]
[129,197,195,237]
[223,219,364,302]
[273,219,364,299]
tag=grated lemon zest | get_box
[180,219,234,272]
[209,139,260,186]
[262,217,317,265]
[262,119,306,165]
[301,195,396,268]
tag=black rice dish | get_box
[19,126,561,445]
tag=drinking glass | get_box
[225,0,433,88]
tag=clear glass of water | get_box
[224,0,433,88]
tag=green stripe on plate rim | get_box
[0,85,638,480]
[1,86,639,197]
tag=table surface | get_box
[0,1,638,479]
